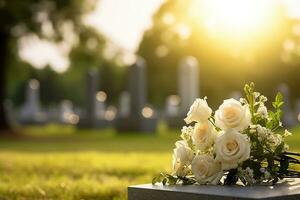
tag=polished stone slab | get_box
[128,179,300,200]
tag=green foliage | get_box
[1,0,125,106]
[242,83,300,185]
[138,0,300,108]
[267,93,284,131]
[152,173,196,185]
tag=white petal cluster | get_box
[215,129,250,170]
[250,125,283,152]
[191,155,223,185]
[257,103,268,118]
[172,140,194,177]
[237,167,256,185]
[184,98,212,124]
[215,99,251,131]
[165,86,293,186]
[192,121,217,151]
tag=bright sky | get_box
[19,0,300,73]
[84,0,165,52]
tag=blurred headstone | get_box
[165,95,183,128]
[178,56,199,113]
[166,56,199,128]
[78,69,113,129]
[165,95,180,117]
[19,79,47,125]
[277,83,297,127]
[229,90,242,100]
[95,91,107,119]
[116,58,157,133]
[118,91,130,117]
[59,100,79,125]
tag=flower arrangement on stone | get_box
[153,83,300,186]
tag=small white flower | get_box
[184,98,212,124]
[257,103,268,118]
[256,125,272,140]
[284,129,292,137]
[191,155,223,185]
[215,98,251,131]
[254,92,260,99]
[180,126,194,141]
[259,95,268,103]
[172,140,194,176]
[268,134,282,151]
[192,121,217,151]
[215,129,251,170]
[238,167,256,185]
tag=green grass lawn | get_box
[0,124,299,200]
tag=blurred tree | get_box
[0,0,105,132]
[138,0,300,109]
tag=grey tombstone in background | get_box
[178,56,199,113]
[165,95,180,117]
[277,83,297,127]
[95,91,107,119]
[118,91,130,117]
[19,79,47,125]
[229,90,242,100]
[78,68,113,129]
[116,58,157,133]
[166,56,199,128]
[165,95,182,128]
[59,100,79,125]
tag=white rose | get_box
[192,121,217,151]
[215,129,251,170]
[172,140,194,176]
[215,98,251,131]
[184,98,212,124]
[191,155,223,185]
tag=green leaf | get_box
[152,173,165,185]
[275,92,283,104]
[162,178,167,185]
[224,169,238,185]
[275,142,285,155]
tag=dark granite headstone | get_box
[78,69,113,129]
[116,58,157,133]
[128,179,300,200]
[166,56,199,128]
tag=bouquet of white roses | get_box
[153,83,300,186]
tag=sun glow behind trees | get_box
[189,0,282,57]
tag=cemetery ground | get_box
[0,125,299,200]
